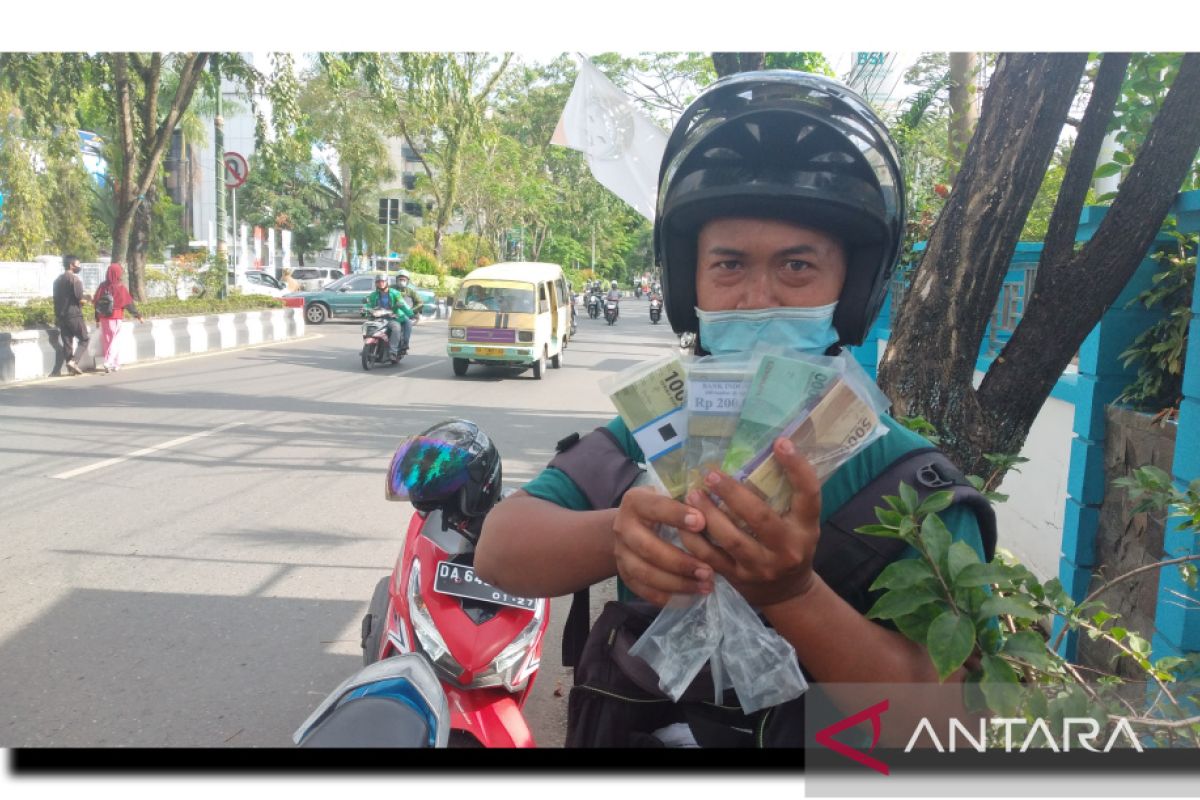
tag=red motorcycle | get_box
[360,419,549,747]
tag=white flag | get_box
[551,59,668,221]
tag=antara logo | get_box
[814,699,890,776]
[815,698,1146,775]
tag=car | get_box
[291,267,346,291]
[236,270,287,298]
[285,273,437,325]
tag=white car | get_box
[237,270,287,298]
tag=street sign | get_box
[223,151,249,189]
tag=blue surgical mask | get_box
[695,303,840,356]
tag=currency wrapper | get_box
[738,379,882,514]
[603,356,689,499]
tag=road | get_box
[0,300,678,747]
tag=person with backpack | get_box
[94,262,144,373]
[474,71,998,749]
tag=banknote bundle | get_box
[599,354,690,498]
[683,353,754,493]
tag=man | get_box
[393,271,423,351]
[362,275,416,362]
[475,71,995,747]
[52,255,91,375]
[603,279,622,322]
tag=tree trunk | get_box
[947,53,980,179]
[712,53,765,78]
[878,52,1200,477]
[876,53,1089,472]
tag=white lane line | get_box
[51,421,245,480]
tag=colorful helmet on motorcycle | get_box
[386,419,502,520]
[654,70,906,347]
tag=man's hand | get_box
[612,485,713,606]
[677,438,822,609]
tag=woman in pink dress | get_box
[94,263,145,373]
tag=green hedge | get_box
[0,296,284,332]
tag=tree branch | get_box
[1040,53,1130,269]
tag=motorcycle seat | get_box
[298,696,431,748]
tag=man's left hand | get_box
[678,438,822,609]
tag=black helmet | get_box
[655,70,905,347]
[386,420,502,522]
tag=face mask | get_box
[695,303,840,356]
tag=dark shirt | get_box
[53,271,85,321]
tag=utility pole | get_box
[213,55,228,298]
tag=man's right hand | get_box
[612,485,713,606]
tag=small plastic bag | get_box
[683,352,755,493]
[628,553,809,713]
[599,354,689,499]
[712,577,808,714]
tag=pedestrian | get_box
[94,263,144,373]
[52,255,91,376]
[474,71,998,748]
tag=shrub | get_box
[0,295,282,331]
[405,245,441,276]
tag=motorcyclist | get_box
[394,270,423,351]
[605,280,621,321]
[363,275,416,362]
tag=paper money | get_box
[684,358,752,492]
[721,352,842,475]
[738,378,883,514]
[603,356,689,498]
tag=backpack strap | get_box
[814,446,997,615]
[547,428,644,668]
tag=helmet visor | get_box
[385,435,472,503]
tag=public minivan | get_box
[447,262,571,379]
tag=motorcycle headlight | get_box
[406,560,465,679]
[467,597,546,693]
[450,327,466,339]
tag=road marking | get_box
[51,421,245,480]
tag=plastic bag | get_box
[682,352,755,493]
[720,348,844,475]
[628,530,808,715]
[599,354,689,498]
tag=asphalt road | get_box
[0,300,679,747]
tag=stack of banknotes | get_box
[600,345,889,515]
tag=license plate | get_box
[474,347,504,356]
[433,561,539,610]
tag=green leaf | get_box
[1000,630,1055,670]
[855,524,904,539]
[875,508,904,527]
[947,541,981,582]
[979,595,1041,621]
[916,490,955,517]
[955,562,1015,587]
[892,602,946,645]
[926,611,976,681]
[866,587,942,620]
[919,513,952,569]
[870,558,936,592]
[1111,149,1133,166]
[898,481,920,515]
[1093,162,1123,179]
[1128,633,1151,657]
[980,654,1023,716]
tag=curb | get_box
[0,307,306,385]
